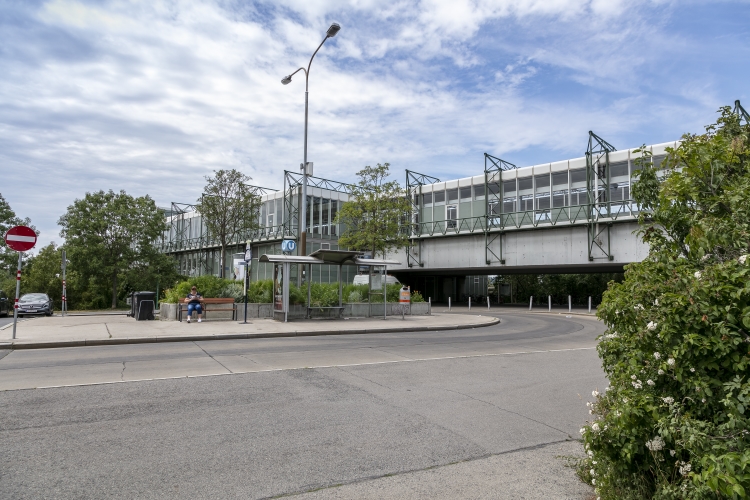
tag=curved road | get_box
[0,312,606,499]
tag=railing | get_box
[409,200,639,238]
[159,225,287,253]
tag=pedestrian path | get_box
[0,313,499,350]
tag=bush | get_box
[578,107,750,499]
[162,275,237,303]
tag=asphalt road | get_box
[0,312,606,499]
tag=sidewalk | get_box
[0,313,500,350]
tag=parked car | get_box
[17,293,54,317]
[0,289,10,317]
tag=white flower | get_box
[694,271,702,279]
[631,374,637,380]
[690,367,695,373]
[587,401,592,407]
[647,321,657,331]
[670,450,676,457]
[739,255,748,265]
[679,462,692,476]
[653,352,661,360]
[623,397,628,403]
[667,358,675,366]
[647,379,655,386]
[646,436,665,451]
[632,380,643,389]
[635,304,644,311]
[658,369,665,375]
[592,478,596,485]
[654,298,660,306]
[588,450,594,457]
[592,460,597,465]
[590,469,596,476]
[592,390,600,398]
[701,254,711,262]
[580,428,586,435]
[591,423,600,432]
[662,397,674,404]
[702,398,706,403]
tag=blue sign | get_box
[281,239,297,252]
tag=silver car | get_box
[17,293,54,317]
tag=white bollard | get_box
[568,295,572,312]
[548,295,551,312]
[449,297,451,311]
[428,297,432,315]
[487,296,490,310]
[588,296,592,313]
[468,296,471,310]
[529,296,533,311]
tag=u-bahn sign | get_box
[4,226,37,252]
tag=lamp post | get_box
[281,22,340,262]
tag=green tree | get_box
[579,107,750,499]
[335,163,411,259]
[58,190,169,309]
[195,169,261,278]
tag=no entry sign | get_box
[4,226,37,252]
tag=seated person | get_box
[184,286,204,323]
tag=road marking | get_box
[2,346,596,392]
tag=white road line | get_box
[4,346,596,392]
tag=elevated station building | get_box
[159,134,677,302]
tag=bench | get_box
[178,298,237,322]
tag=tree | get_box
[0,193,35,276]
[579,107,750,499]
[58,190,169,309]
[335,163,411,259]
[195,169,261,278]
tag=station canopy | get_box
[259,249,400,267]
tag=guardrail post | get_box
[568,295,572,312]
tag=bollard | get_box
[529,296,533,311]
[548,295,551,312]
[487,296,490,310]
[588,296,592,313]
[449,297,451,311]
[428,297,432,315]
[568,295,572,312]
[468,296,471,310]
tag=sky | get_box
[1,0,749,250]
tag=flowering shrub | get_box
[579,107,750,499]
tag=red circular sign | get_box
[4,226,37,252]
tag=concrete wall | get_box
[388,222,648,275]
[161,302,430,321]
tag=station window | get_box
[446,204,457,228]
[502,180,516,196]
[534,174,550,189]
[423,192,433,205]
[473,184,485,199]
[552,172,568,188]
[459,186,472,200]
[434,191,445,204]
[447,188,458,203]
[518,177,533,191]
[570,168,587,184]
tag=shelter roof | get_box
[259,250,400,267]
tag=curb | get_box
[0,317,500,350]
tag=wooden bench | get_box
[178,298,237,322]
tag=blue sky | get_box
[1,0,749,249]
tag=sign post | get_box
[242,245,252,324]
[4,226,37,340]
[61,248,67,317]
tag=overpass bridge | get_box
[159,133,675,289]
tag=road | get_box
[0,312,606,499]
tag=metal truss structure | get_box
[484,153,516,265]
[736,100,750,125]
[586,131,617,262]
[282,170,356,242]
[406,170,440,268]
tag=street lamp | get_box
[281,22,340,260]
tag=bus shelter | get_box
[258,249,401,322]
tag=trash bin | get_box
[131,291,156,321]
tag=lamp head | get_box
[281,75,292,85]
[326,23,341,38]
